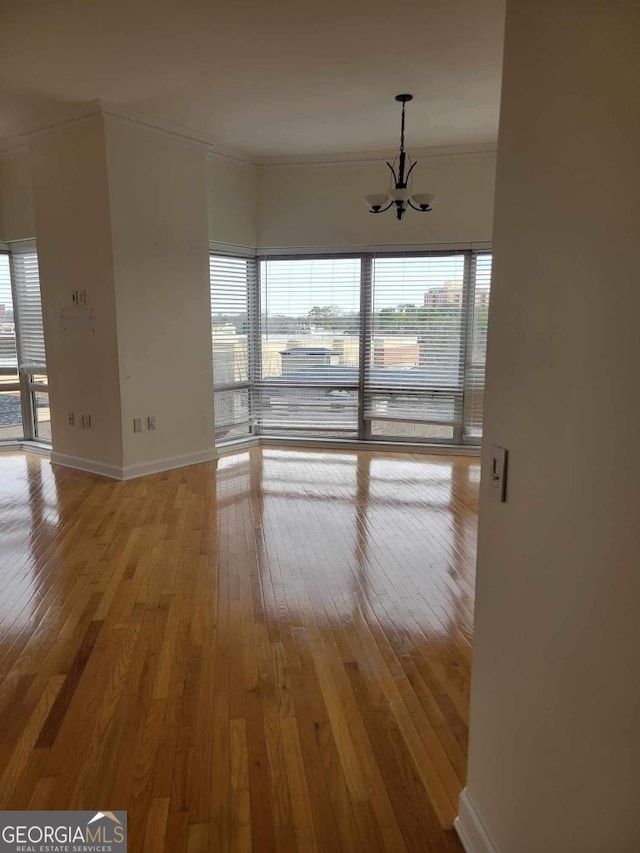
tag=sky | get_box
[0,255,12,316]
[0,253,492,323]
[258,255,477,316]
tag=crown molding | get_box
[97,101,258,165]
[0,102,496,167]
[0,100,258,165]
[261,143,497,168]
[0,106,103,152]
[0,140,30,154]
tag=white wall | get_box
[257,150,496,249]
[462,2,640,852]
[29,112,215,476]
[105,116,215,470]
[1,128,495,254]
[0,146,35,242]
[207,155,258,248]
[30,115,124,469]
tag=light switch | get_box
[489,445,508,502]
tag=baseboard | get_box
[455,789,499,853]
[0,440,51,456]
[0,440,24,452]
[51,452,125,480]
[257,436,480,456]
[121,448,219,480]
[51,448,219,481]
[48,437,476,479]
[216,436,259,456]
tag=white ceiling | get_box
[0,0,505,158]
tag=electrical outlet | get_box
[133,417,143,433]
[77,289,87,305]
[68,412,75,426]
[147,416,156,431]
[80,413,92,429]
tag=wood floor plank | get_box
[0,446,477,852]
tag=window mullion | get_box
[457,250,474,444]
[358,255,372,441]
[20,374,35,440]
[249,258,261,436]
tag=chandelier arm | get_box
[386,161,398,185]
[407,199,432,212]
[370,200,395,213]
[404,161,417,185]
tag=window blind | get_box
[10,251,46,374]
[210,254,256,441]
[464,252,492,439]
[0,254,18,381]
[257,257,361,435]
[210,250,493,447]
[364,253,466,440]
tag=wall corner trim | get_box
[51,448,219,481]
[454,789,500,853]
[121,448,219,480]
[51,452,125,480]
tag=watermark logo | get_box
[0,810,127,852]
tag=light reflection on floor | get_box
[216,448,479,641]
[0,452,61,631]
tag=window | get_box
[464,253,491,440]
[0,247,49,444]
[211,249,491,446]
[11,251,46,376]
[210,254,256,442]
[0,254,22,440]
[365,253,466,442]
[257,257,361,436]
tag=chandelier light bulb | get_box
[364,194,390,212]
[410,192,437,211]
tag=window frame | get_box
[211,246,491,448]
[210,250,258,443]
[0,246,50,446]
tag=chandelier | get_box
[364,94,436,221]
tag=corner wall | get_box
[104,116,215,473]
[460,1,640,851]
[207,155,258,248]
[29,113,216,478]
[0,146,35,242]
[30,115,124,471]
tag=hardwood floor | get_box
[0,446,480,852]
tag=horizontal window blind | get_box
[0,254,18,381]
[10,251,46,374]
[465,252,492,439]
[210,254,256,440]
[257,257,361,434]
[210,250,493,447]
[365,254,466,435]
